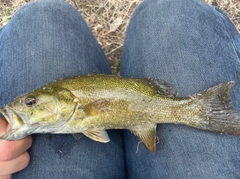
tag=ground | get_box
[0,0,240,74]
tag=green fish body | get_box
[0,74,239,152]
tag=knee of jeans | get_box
[11,0,77,24]
[131,0,216,24]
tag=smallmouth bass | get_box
[0,74,239,152]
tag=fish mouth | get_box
[0,106,12,124]
[0,105,24,128]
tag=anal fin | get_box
[132,125,157,153]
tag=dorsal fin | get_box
[149,78,177,97]
[131,125,157,153]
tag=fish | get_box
[0,74,240,152]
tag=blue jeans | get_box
[1,0,240,178]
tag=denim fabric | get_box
[121,0,240,178]
[0,0,125,178]
[1,0,240,178]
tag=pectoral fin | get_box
[83,129,110,143]
[85,100,112,116]
[132,125,157,153]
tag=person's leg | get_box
[121,0,240,178]
[0,0,126,178]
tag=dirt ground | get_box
[0,0,240,74]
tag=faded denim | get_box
[1,0,240,178]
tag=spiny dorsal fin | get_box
[83,129,110,143]
[132,125,157,153]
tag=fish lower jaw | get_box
[1,124,39,140]
[0,132,16,140]
[0,128,25,140]
[48,128,84,134]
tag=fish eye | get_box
[25,96,37,107]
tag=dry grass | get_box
[67,0,142,74]
[205,0,240,30]
[0,0,240,74]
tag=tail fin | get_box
[197,81,240,135]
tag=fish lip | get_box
[0,106,24,128]
[0,105,12,125]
